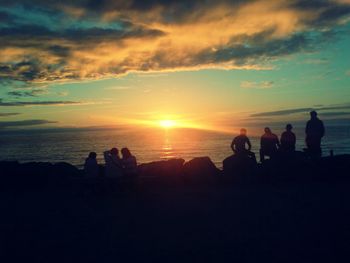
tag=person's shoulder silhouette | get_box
[231,128,256,162]
[232,128,251,153]
[281,124,296,152]
[259,127,280,162]
[84,152,99,177]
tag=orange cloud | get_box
[1,0,350,83]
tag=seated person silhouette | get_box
[231,128,256,162]
[121,147,138,177]
[259,127,280,162]
[280,124,296,153]
[305,111,325,158]
[84,152,99,177]
[104,148,124,177]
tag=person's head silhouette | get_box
[264,127,271,134]
[286,124,293,131]
[240,128,247,136]
[310,110,317,119]
[110,148,119,156]
[121,147,131,159]
[88,152,97,159]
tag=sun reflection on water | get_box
[160,131,175,159]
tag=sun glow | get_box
[159,120,176,128]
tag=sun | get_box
[159,120,176,128]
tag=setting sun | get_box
[159,120,176,128]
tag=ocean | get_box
[1,122,350,168]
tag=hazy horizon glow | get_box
[0,0,350,132]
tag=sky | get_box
[0,0,350,132]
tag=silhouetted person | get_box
[121,147,138,177]
[305,111,325,158]
[84,152,99,177]
[104,148,123,177]
[280,124,296,153]
[231,128,256,162]
[259,127,280,162]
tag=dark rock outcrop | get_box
[0,161,52,189]
[136,158,186,187]
[223,154,257,180]
[0,161,81,190]
[137,158,185,177]
[52,162,82,177]
[183,157,221,183]
[258,154,350,182]
[1,154,350,192]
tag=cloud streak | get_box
[250,104,350,117]
[7,89,48,97]
[0,112,20,117]
[0,119,57,128]
[0,0,350,84]
[0,99,83,107]
[241,81,274,89]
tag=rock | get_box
[0,161,82,190]
[311,154,350,180]
[183,157,221,182]
[0,161,20,189]
[259,151,309,180]
[20,162,54,175]
[0,161,20,176]
[137,159,185,177]
[52,162,82,177]
[0,161,52,189]
[223,154,257,178]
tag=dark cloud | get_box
[145,30,320,72]
[0,112,20,117]
[0,58,73,82]
[0,99,82,106]
[0,59,43,82]
[320,111,350,117]
[251,108,314,117]
[0,10,13,22]
[8,89,47,97]
[250,104,350,117]
[10,0,348,26]
[291,0,332,10]
[199,32,310,65]
[0,24,164,44]
[0,0,350,83]
[0,119,57,128]
[307,4,350,28]
[291,0,350,28]
[47,45,71,57]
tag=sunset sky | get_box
[0,0,350,131]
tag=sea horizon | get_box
[1,120,349,169]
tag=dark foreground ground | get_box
[1,155,350,262]
[1,178,350,263]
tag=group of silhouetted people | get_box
[83,111,325,181]
[84,147,137,178]
[231,111,325,163]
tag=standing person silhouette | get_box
[231,128,256,162]
[280,124,296,153]
[305,111,325,158]
[259,127,280,162]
